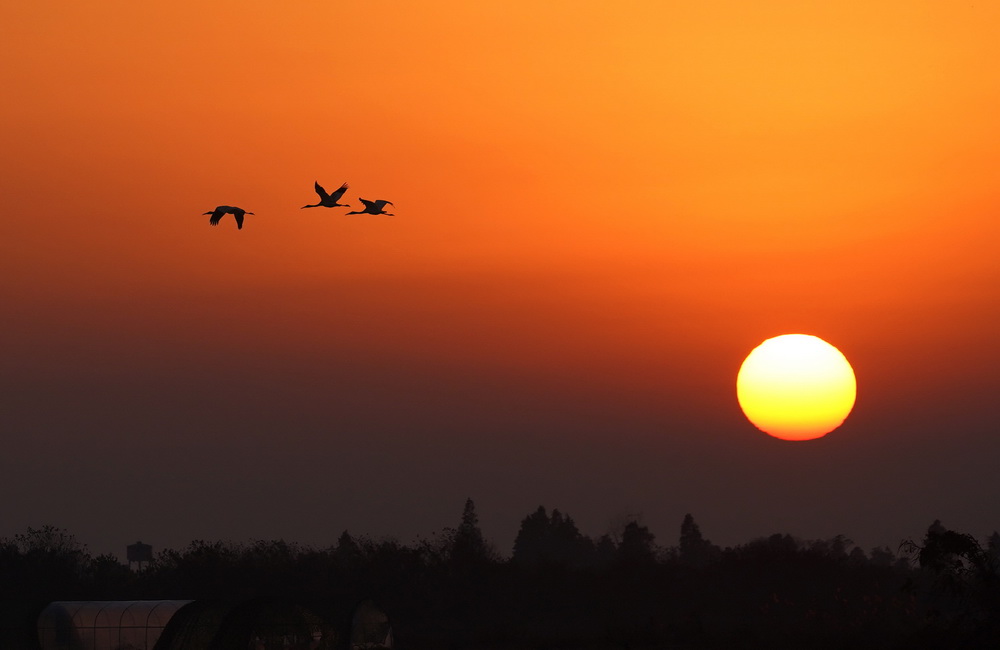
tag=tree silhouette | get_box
[512,506,593,567]
[678,513,719,566]
[447,498,495,568]
[11,516,1000,648]
[807,534,853,561]
[618,520,656,567]
[899,521,1000,642]
[512,506,550,565]
[7,525,91,600]
[549,510,593,567]
[869,545,896,567]
[335,530,362,568]
[986,531,1000,569]
[593,534,617,568]
[901,520,988,578]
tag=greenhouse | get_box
[349,600,392,650]
[37,600,192,650]
[29,598,389,650]
[153,599,339,650]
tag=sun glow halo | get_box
[737,334,857,441]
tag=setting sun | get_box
[737,334,857,441]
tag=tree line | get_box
[2,500,1000,648]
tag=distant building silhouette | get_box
[127,541,153,572]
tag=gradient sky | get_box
[3,1,1000,558]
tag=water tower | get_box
[127,540,153,572]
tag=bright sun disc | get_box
[737,334,856,441]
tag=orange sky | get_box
[3,1,1000,555]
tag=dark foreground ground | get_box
[5,555,997,650]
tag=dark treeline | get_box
[3,500,1000,649]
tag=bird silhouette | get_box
[204,205,254,230]
[302,181,350,209]
[346,199,394,216]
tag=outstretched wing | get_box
[358,198,376,211]
[234,211,245,229]
[314,182,330,200]
[329,182,349,202]
[373,200,394,211]
[208,207,225,226]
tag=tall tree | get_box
[450,498,493,566]
[679,514,704,556]
[618,521,656,566]
[679,514,719,566]
[549,509,590,565]
[334,530,361,567]
[512,506,550,564]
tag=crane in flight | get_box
[302,181,350,209]
[204,205,254,230]
[346,199,394,216]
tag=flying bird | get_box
[346,199,394,216]
[204,205,254,230]
[302,181,350,209]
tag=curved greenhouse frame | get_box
[37,600,193,650]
